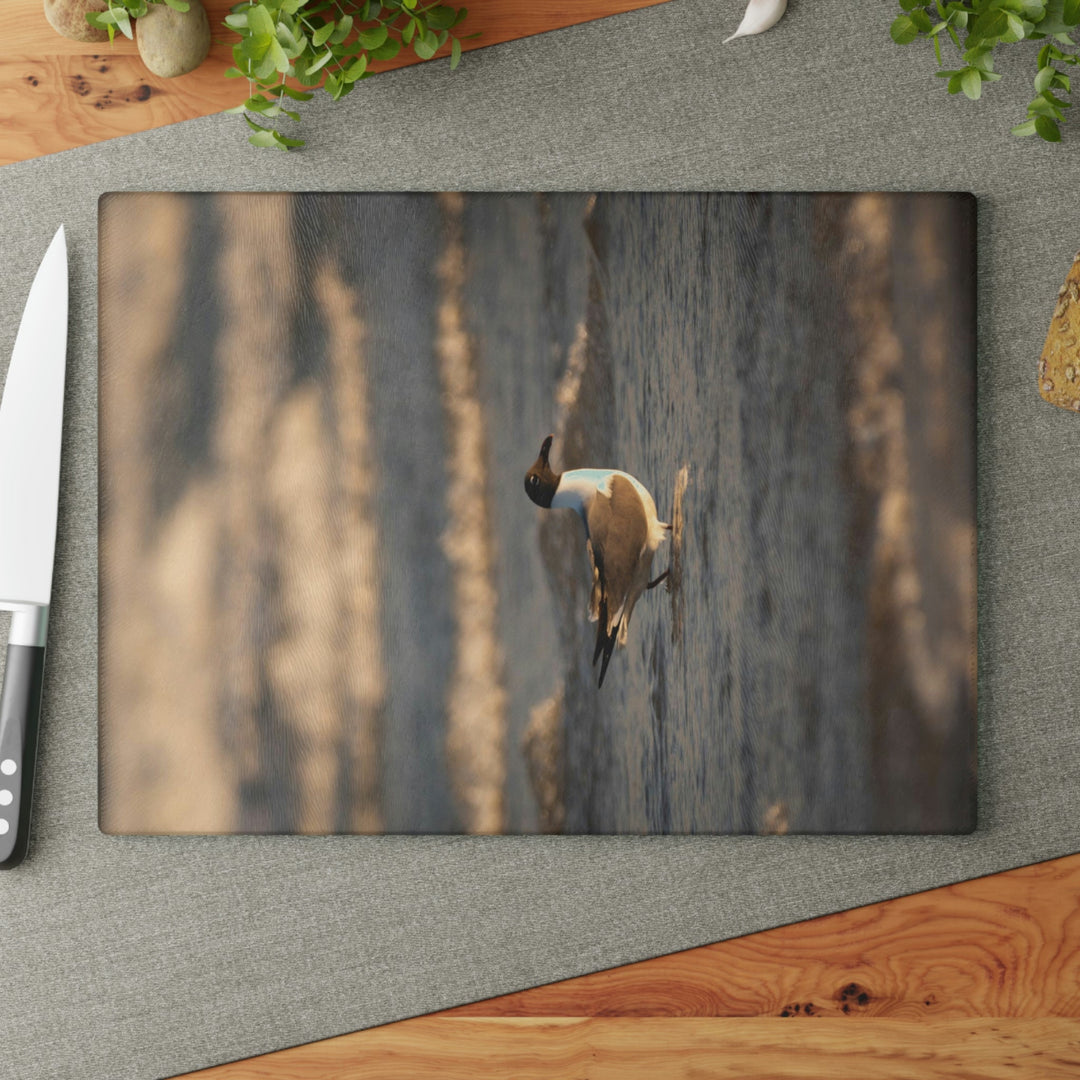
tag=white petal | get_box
[723,0,788,43]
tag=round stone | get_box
[43,0,110,43]
[135,0,211,79]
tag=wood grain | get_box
[184,1018,1080,1079]
[3,0,670,165]
[447,852,1080,1019]
[173,854,1080,1078]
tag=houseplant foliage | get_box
[891,0,1080,142]
[84,0,211,78]
[86,0,190,39]
[223,0,472,149]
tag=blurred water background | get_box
[99,191,976,835]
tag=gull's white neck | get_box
[551,469,615,514]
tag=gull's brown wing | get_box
[586,475,648,686]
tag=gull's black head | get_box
[524,434,559,508]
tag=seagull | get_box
[524,434,671,687]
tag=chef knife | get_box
[0,226,68,869]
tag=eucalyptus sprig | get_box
[223,0,473,150]
[86,0,190,41]
[891,0,1080,142]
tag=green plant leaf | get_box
[413,33,437,59]
[368,37,401,59]
[248,129,287,149]
[910,9,934,32]
[1011,117,1039,134]
[312,20,335,46]
[254,51,278,80]
[1028,93,1064,115]
[268,36,291,72]
[358,24,388,49]
[450,35,461,68]
[240,32,271,61]
[426,5,457,29]
[307,47,335,74]
[891,13,920,43]
[1035,64,1056,90]
[961,66,983,98]
[277,22,301,53]
[330,14,354,42]
[247,3,276,37]
[1002,12,1026,39]
[1036,113,1063,137]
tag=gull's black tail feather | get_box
[593,596,608,666]
[592,598,618,688]
[597,631,617,688]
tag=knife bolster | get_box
[8,604,48,648]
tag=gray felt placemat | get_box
[0,1,1078,1077]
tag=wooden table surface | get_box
[10,4,1080,1078]
[178,853,1080,1078]
[4,0,669,165]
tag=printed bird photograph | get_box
[524,434,671,688]
[98,190,977,838]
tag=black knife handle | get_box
[0,644,45,868]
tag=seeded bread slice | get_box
[1039,251,1080,412]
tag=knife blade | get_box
[0,225,68,868]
